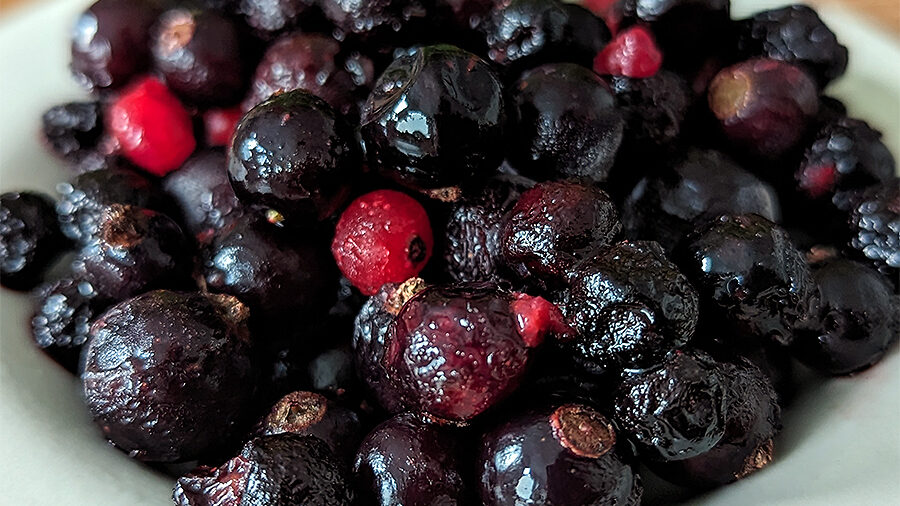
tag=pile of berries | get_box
[1,0,897,504]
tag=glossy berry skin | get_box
[229,90,360,222]
[354,413,470,505]
[203,107,243,147]
[614,349,727,461]
[384,283,538,421]
[736,4,848,88]
[175,434,354,506]
[202,214,334,329]
[81,291,255,462]
[565,240,699,342]
[793,260,899,375]
[623,149,781,252]
[331,190,433,296]
[41,101,104,164]
[508,64,624,183]
[361,45,506,192]
[708,58,819,158]
[482,0,611,70]
[72,205,190,301]
[238,0,316,35]
[479,405,642,505]
[242,32,374,119]
[56,167,171,245]
[848,180,900,273]
[676,214,814,348]
[70,0,160,90]
[31,278,104,371]
[0,192,67,290]
[106,77,197,176]
[593,25,662,78]
[151,9,251,107]
[163,149,243,243]
[650,359,781,487]
[501,181,621,285]
[352,283,407,414]
[610,70,690,158]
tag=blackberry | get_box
[238,0,317,35]
[848,180,900,274]
[41,101,104,164]
[0,192,68,290]
[31,277,105,372]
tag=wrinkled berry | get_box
[41,101,104,164]
[848,180,900,273]
[31,277,104,371]
[0,192,67,290]
[593,24,662,78]
[352,282,408,414]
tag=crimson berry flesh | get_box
[708,58,819,158]
[70,0,160,90]
[361,45,506,193]
[175,434,354,506]
[229,89,360,222]
[202,107,243,148]
[41,101,104,165]
[354,413,470,505]
[106,77,197,176]
[331,190,433,296]
[479,404,642,505]
[848,180,900,274]
[793,259,899,375]
[0,191,67,290]
[151,9,251,107]
[501,181,622,285]
[81,291,254,462]
[593,25,662,78]
[508,63,624,183]
[31,278,104,371]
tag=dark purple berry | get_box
[41,101,104,164]
[354,413,470,505]
[614,349,727,461]
[676,214,815,347]
[175,434,354,505]
[352,282,408,414]
[501,181,622,285]
[793,259,899,375]
[70,0,161,90]
[31,278,105,371]
[151,9,252,106]
[360,44,506,194]
[229,89,360,222]
[623,149,781,252]
[238,0,316,35]
[610,70,691,156]
[507,63,625,183]
[1,192,67,290]
[479,404,642,505]
[82,291,255,462]
[848,180,900,274]
[319,0,430,40]
[736,4,848,88]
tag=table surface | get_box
[1,0,899,34]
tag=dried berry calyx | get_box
[549,404,616,459]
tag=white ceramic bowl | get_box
[0,1,898,504]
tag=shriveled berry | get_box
[202,214,335,329]
[610,70,690,157]
[203,107,243,147]
[848,180,900,273]
[564,240,700,342]
[163,149,243,243]
[479,404,642,505]
[331,190,433,296]
[676,214,814,347]
[649,358,781,487]
[41,101,104,164]
[229,89,360,222]
[0,192,67,290]
[614,349,727,461]
[501,181,621,285]
[736,4,848,88]
[352,282,408,414]
[361,45,506,193]
[793,259,899,375]
[242,32,375,118]
[238,0,316,35]
[152,9,251,106]
[354,413,470,505]
[106,77,197,176]
[623,149,781,252]
[384,283,541,421]
[31,278,104,371]
[507,63,624,183]
[70,0,160,90]
[56,167,171,244]
[708,58,819,158]
[82,291,254,462]
[175,434,354,505]
[594,25,662,78]
[72,205,190,301]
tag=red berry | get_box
[510,293,573,348]
[331,190,433,296]
[203,106,243,147]
[797,163,838,198]
[593,25,663,78]
[106,77,196,176]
